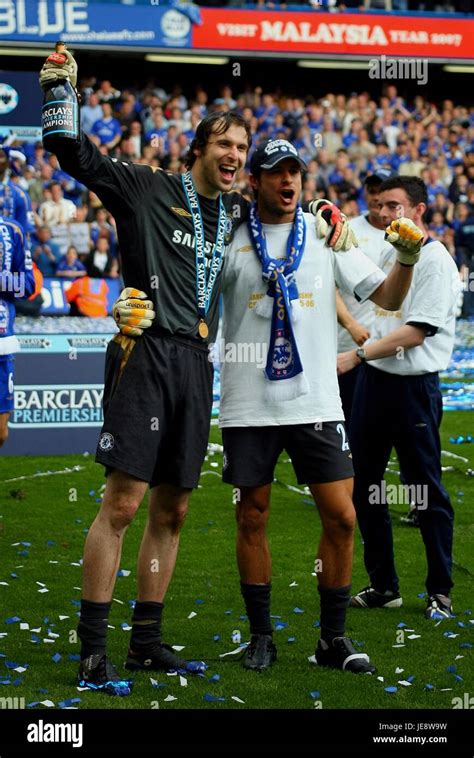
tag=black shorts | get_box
[96,331,213,489]
[222,421,354,487]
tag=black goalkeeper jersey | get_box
[52,134,249,343]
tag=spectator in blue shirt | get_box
[342,119,363,149]
[390,139,411,171]
[32,226,62,277]
[91,103,122,151]
[369,142,396,173]
[428,211,449,240]
[49,154,84,206]
[90,208,118,256]
[56,246,87,279]
[81,92,103,135]
[145,108,169,146]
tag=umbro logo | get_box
[171,207,192,218]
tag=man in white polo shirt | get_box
[218,142,422,673]
[337,176,460,621]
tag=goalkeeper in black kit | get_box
[39,49,356,696]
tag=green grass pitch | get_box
[0,415,472,711]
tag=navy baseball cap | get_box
[365,168,396,186]
[250,138,306,175]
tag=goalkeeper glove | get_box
[113,288,155,337]
[309,199,358,252]
[39,49,78,90]
[384,218,424,265]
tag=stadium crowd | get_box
[2,79,474,314]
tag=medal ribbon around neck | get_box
[181,171,227,331]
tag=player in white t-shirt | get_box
[337,176,460,621]
[336,169,394,430]
[218,141,422,674]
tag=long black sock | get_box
[240,582,273,636]
[318,584,351,644]
[77,599,111,659]
[129,601,164,653]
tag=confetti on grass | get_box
[1,466,84,484]
[58,698,81,709]
[204,693,225,703]
[219,644,247,658]
[150,678,166,689]
[5,661,29,671]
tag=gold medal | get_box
[198,320,209,339]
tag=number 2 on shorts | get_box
[336,422,350,451]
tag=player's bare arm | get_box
[337,324,427,375]
[335,289,370,346]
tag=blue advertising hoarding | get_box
[0,71,43,141]
[40,276,121,315]
[2,332,113,456]
[0,1,194,48]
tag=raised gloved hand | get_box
[113,288,155,337]
[39,49,78,90]
[384,218,424,265]
[308,199,358,252]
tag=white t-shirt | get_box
[40,198,76,225]
[338,214,386,352]
[93,251,108,272]
[70,222,91,254]
[219,213,386,427]
[368,239,461,375]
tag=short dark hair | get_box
[379,175,428,208]
[185,111,251,169]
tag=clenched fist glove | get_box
[385,218,424,265]
[39,49,78,90]
[309,199,358,252]
[113,288,155,337]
